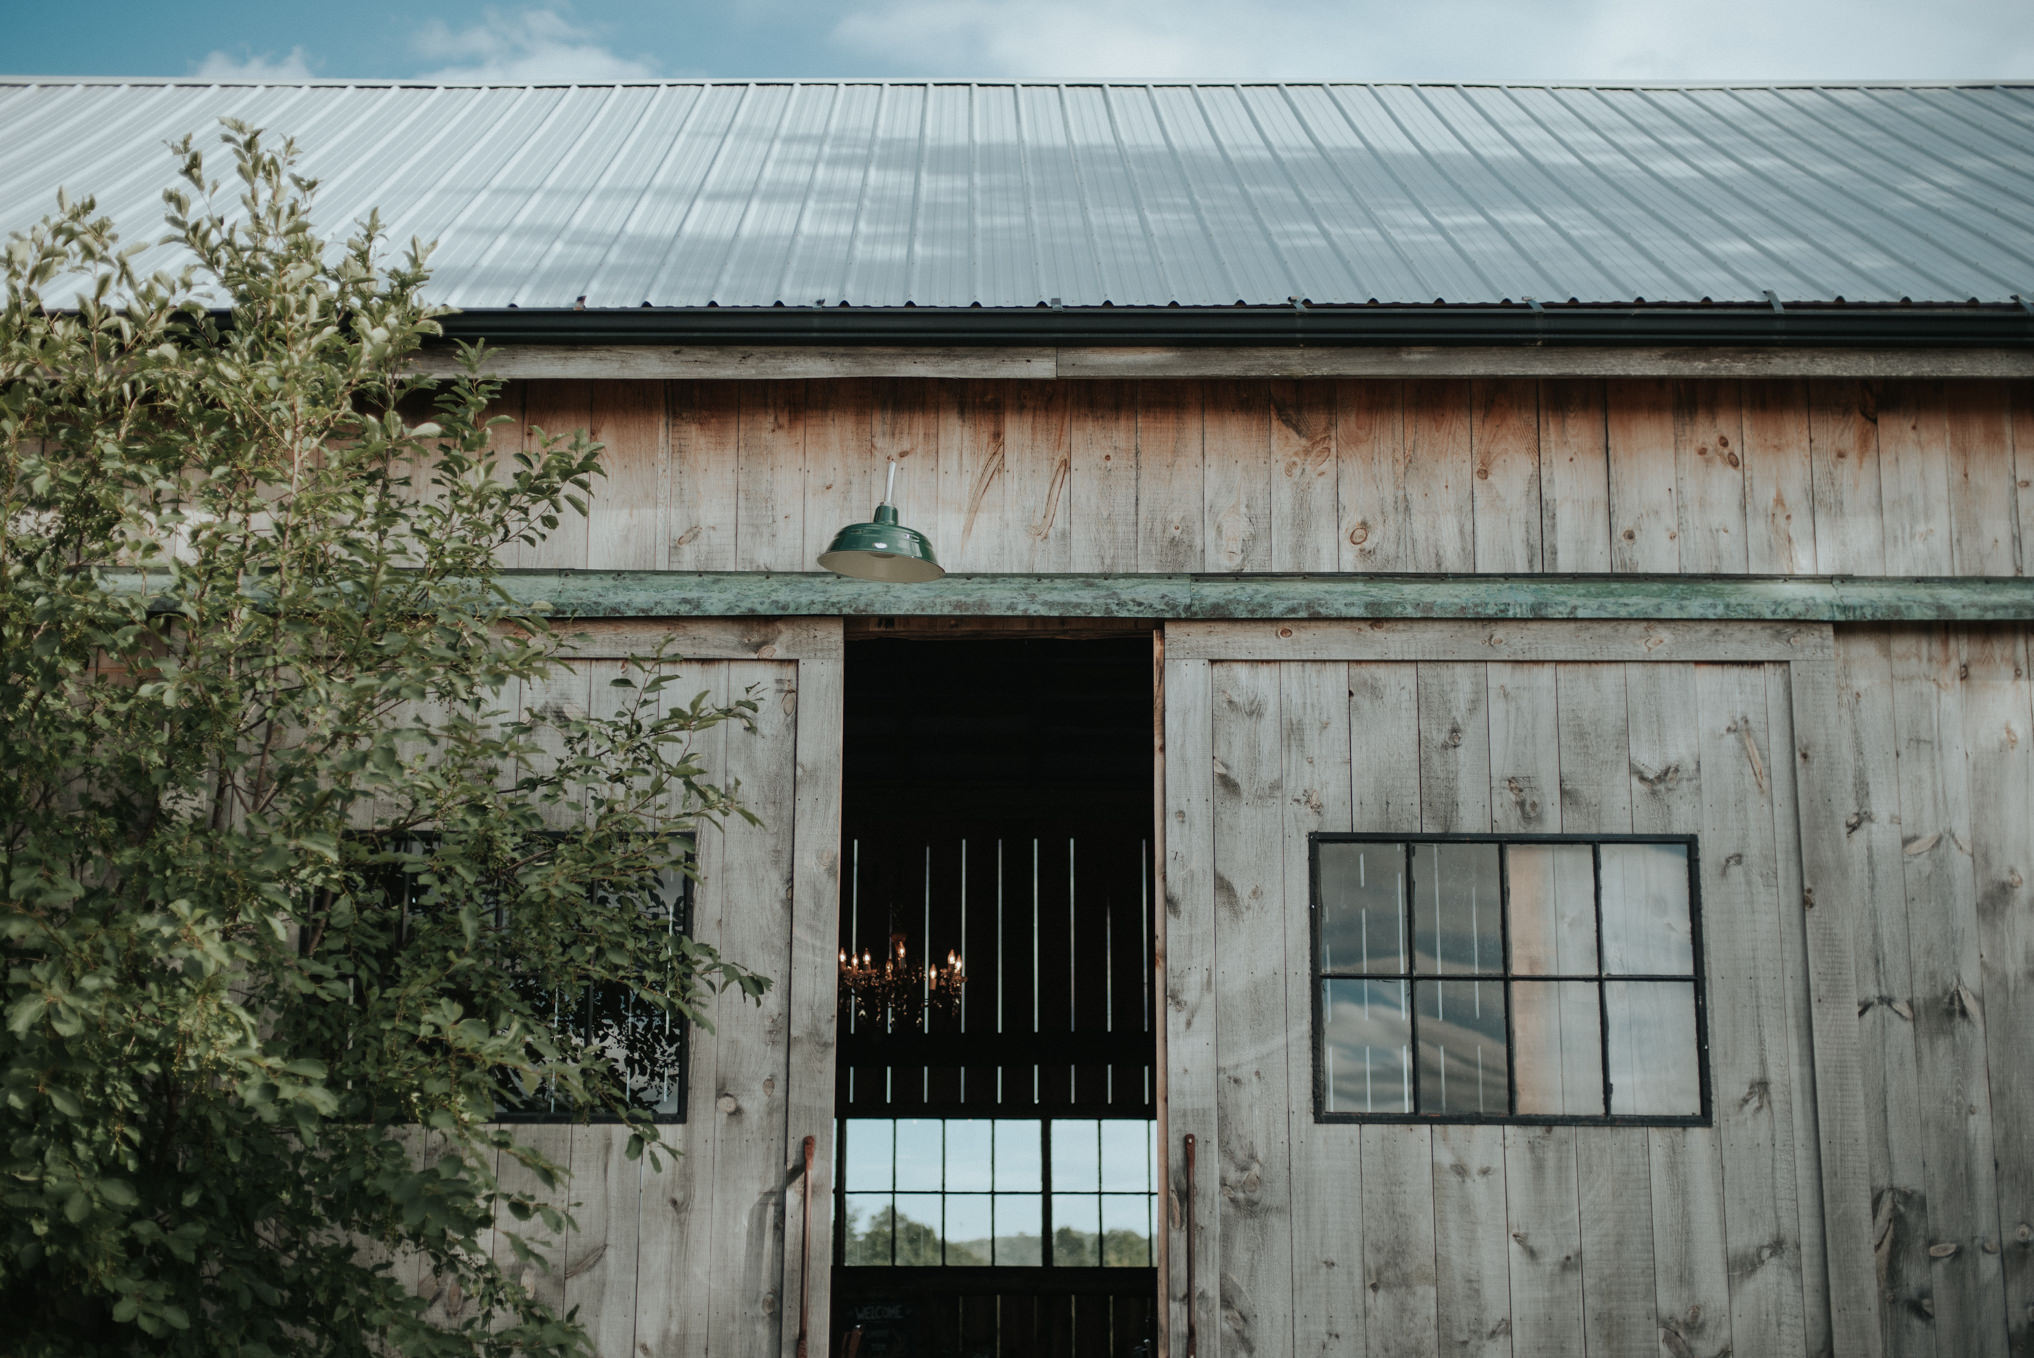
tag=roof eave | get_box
[431,304,2034,349]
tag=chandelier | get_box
[838,933,965,1027]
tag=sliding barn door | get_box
[1161,620,1880,1358]
[443,618,843,1358]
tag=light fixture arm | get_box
[884,457,898,507]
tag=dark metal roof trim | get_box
[435,304,2034,349]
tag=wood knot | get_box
[716,1093,739,1114]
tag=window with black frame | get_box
[1311,835,1707,1124]
[356,833,692,1124]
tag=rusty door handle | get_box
[797,1134,815,1358]
[1183,1133,1197,1358]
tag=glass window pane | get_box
[994,1120,1042,1191]
[1319,842,1408,972]
[892,1194,944,1264]
[1101,1194,1153,1266]
[944,1193,992,1266]
[894,1118,943,1192]
[946,1119,992,1192]
[1506,844,1598,975]
[843,1119,893,1191]
[1052,1194,1101,1266]
[1051,1119,1100,1191]
[1415,979,1509,1116]
[1100,1120,1150,1193]
[1607,981,1701,1116]
[1512,981,1604,1116]
[1599,843,1694,975]
[844,1194,894,1265]
[1411,842,1503,975]
[995,1194,1043,1266]
[1322,979,1411,1114]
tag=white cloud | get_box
[190,46,316,82]
[414,7,657,83]
[829,0,2034,81]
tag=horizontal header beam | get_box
[413,343,2034,381]
[481,571,2034,623]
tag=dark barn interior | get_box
[833,636,1158,1358]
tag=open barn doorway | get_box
[832,629,1159,1358]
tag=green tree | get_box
[0,124,765,1356]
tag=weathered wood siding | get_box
[488,378,2034,578]
[1834,626,2034,1358]
[408,622,844,1358]
[1164,625,1832,1358]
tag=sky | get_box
[2,0,2031,84]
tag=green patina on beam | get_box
[103,568,2034,621]
[485,571,2034,622]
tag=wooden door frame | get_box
[1156,618,1880,1358]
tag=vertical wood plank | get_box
[1504,1128,1584,1358]
[1404,380,1476,573]
[522,379,596,569]
[1270,380,1339,573]
[1416,662,1491,834]
[802,378,876,570]
[1743,378,1819,576]
[566,1125,644,1358]
[1282,662,1364,1358]
[1695,663,1808,1357]
[1004,380,1073,573]
[876,377,941,565]
[1554,664,1632,836]
[1961,627,2034,1355]
[1140,381,1206,572]
[488,382,531,570]
[782,644,844,1358]
[1071,379,1138,573]
[1798,650,1887,1358]
[1877,382,1955,576]
[669,382,739,571]
[1945,384,2021,577]
[1627,663,1735,1358]
[708,660,800,1357]
[495,1125,574,1313]
[1337,380,1411,573]
[586,380,666,570]
[1472,378,1543,573]
[1537,379,1612,573]
[1763,663,1833,1358]
[1809,380,1887,575]
[1163,656,1218,1353]
[1350,663,1422,837]
[1350,658,1432,1357]
[1488,662,1560,836]
[1363,1125,1440,1358]
[1203,380,1273,572]
[1433,1126,1514,1358]
[735,382,807,573]
[1210,662,1293,1358]
[1889,628,2009,1358]
[633,662,729,1355]
[940,381,1007,572]
[1674,379,1750,574]
[2014,385,2034,578]
[1606,378,1680,573]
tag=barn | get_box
[7,76,2034,1358]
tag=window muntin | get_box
[1312,835,1707,1125]
[837,1117,1156,1267]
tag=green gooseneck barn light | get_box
[817,459,944,583]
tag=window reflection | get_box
[1411,842,1503,975]
[838,1116,1156,1267]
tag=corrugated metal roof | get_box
[3,78,2033,309]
